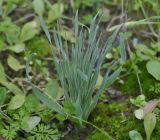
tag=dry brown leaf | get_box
[143,100,158,116]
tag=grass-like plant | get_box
[27,12,126,129]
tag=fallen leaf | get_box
[143,100,158,117]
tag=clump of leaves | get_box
[38,107,54,123]
[54,13,125,123]
[149,83,160,95]
[27,124,60,140]
[28,12,125,129]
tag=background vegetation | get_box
[0,0,160,140]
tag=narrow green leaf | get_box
[0,87,7,105]
[39,16,52,44]
[119,33,126,64]
[32,85,64,115]
[98,66,122,96]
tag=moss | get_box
[27,36,51,57]
[120,74,139,95]
[89,103,144,140]
[87,132,109,140]
[38,108,54,123]
[116,61,157,99]
[139,62,157,99]
[88,100,160,140]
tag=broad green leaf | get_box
[146,60,160,81]
[20,21,39,42]
[33,0,44,16]
[134,109,144,120]
[8,43,25,53]
[0,87,7,105]
[144,113,156,140]
[25,116,41,132]
[129,130,143,140]
[58,87,64,99]
[7,55,23,71]
[108,17,160,32]
[5,24,20,45]
[47,3,64,23]
[8,94,25,110]
[3,82,23,95]
[44,80,58,98]
[0,63,6,83]
[60,30,75,43]
[0,39,4,51]
[95,75,103,89]
[24,95,39,113]
[0,63,23,95]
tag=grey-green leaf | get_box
[119,33,126,64]
[25,116,41,132]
